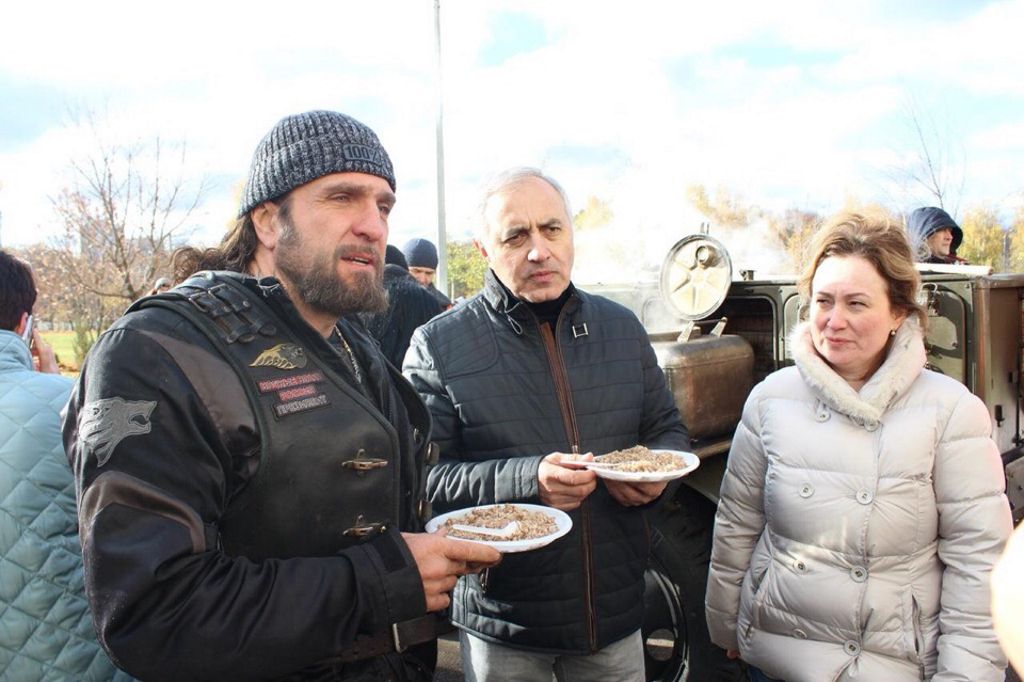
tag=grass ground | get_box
[40,330,80,374]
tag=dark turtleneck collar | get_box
[525,288,573,327]
[488,270,574,327]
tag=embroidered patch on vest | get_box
[79,397,157,467]
[251,343,308,370]
[257,371,325,394]
[257,371,330,417]
[274,394,330,417]
[278,385,317,401]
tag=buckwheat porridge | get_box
[596,446,685,472]
[443,504,557,541]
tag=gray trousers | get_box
[459,629,645,682]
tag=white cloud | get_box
[970,121,1024,151]
[2,0,1022,255]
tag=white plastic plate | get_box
[587,449,700,483]
[425,503,572,553]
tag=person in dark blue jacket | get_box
[362,245,443,367]
[404,168,690,681]
[907,206,966,264]
[402,238,452,309]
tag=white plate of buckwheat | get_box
[578,446,700,483]
[426,503,572,553]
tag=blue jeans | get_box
[747,666,784,682]
[459,629,645,682]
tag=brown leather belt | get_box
[331,614,452,663]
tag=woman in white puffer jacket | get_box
[705,212,1012,682]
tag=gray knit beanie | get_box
[238,110,396,217]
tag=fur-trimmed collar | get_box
[789,317,926,426]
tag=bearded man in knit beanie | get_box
[63,111,499,681]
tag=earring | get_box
[889,329,897,337]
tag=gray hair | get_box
[476,167,573,240]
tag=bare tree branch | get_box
[48,112,209,349]
[881,94,967,219]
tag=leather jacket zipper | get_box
[538,320,598,652]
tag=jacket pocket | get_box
[751,562,770,600]
[747,556,773,631]
[902,590,925,663]
[911,595,924,658]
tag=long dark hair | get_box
[172,214,260,282]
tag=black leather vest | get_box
[134,272,433,560]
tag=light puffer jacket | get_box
[0,330,128,680]
[706,318,1012,682]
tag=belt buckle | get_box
[391,622,408,653]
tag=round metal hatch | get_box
[659,234,733,321]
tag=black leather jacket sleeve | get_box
[63,320,425,681]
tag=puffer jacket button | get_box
[799,484,814,498]
[865,421,879,432]
[795,559,808,573]
[844,640,861,656]
[815,409,830,422]
[856,490,873,505]
[849,566,868,582]
[793,628,807,639]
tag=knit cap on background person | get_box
[386,244,409,271]
[402,238,439,270]
[401,238,451,308]
[238,110,396,217]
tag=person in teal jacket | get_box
[0,250,129,680]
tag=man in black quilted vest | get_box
[63,110,499,681]
[404,168,690,681]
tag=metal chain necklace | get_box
[332,327,363,385]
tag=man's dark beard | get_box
[274,208,388,317]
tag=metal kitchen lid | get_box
[659,234,733,320]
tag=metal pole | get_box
[434,0,448,296]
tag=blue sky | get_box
[1,0,1022,278]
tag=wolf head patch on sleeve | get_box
[79,397,157,467]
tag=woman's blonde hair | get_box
[797,211,927,329]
